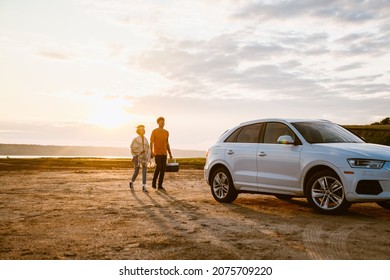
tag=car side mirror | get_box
[277,135,295,145]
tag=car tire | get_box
[376,201,390,210]
[210,167,238,203]
[306,170,351,214]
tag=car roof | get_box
[217,118,333,142]
[239,118,332,126]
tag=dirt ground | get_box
[1,165,390,260]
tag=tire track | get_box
[142,190,245,259]
[303,222,366,259]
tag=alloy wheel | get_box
[311,176,344,210]
[213,172,229,199]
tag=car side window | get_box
[224,127,242,143]
[235,123,263,143]
[263,122,295,144]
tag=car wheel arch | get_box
[208,163,232,185]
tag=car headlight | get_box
[347,159,385,169]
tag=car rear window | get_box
[225,123,263,143]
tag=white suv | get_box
[204,119,390,214]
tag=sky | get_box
[1,0,389,152]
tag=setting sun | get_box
[88,98,131,129]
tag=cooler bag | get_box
[165,159,179,172]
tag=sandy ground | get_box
[1,166,390,260]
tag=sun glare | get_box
[88,98,131,129]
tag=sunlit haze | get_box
[1,0,389,151]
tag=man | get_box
[150,117,173,190]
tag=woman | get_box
[130,125,150,192]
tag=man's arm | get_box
[167,135,172,159]
[150,133,154,158]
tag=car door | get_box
[257,122,302,194]
[224,123,263,191]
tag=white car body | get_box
[204,119,390,214]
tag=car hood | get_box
[313,143,390,160]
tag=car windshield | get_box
[292,122,365,144]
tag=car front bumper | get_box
[343,162,390,202]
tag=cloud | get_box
[132,31,332,101]
[2,0,389,151]
[335,31,390,56]
[334,82,390,99]
[335,62,364,72]
[234,0,388,23]
[117,0,389,107]
[35,50,74,60]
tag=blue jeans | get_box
[131,156,147,185]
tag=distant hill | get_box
[0,144,206,158]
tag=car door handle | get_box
[227,150,234,155]
[258,152,267,157]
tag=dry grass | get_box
[0,157,206,172]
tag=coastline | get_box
[0,143,207,158]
